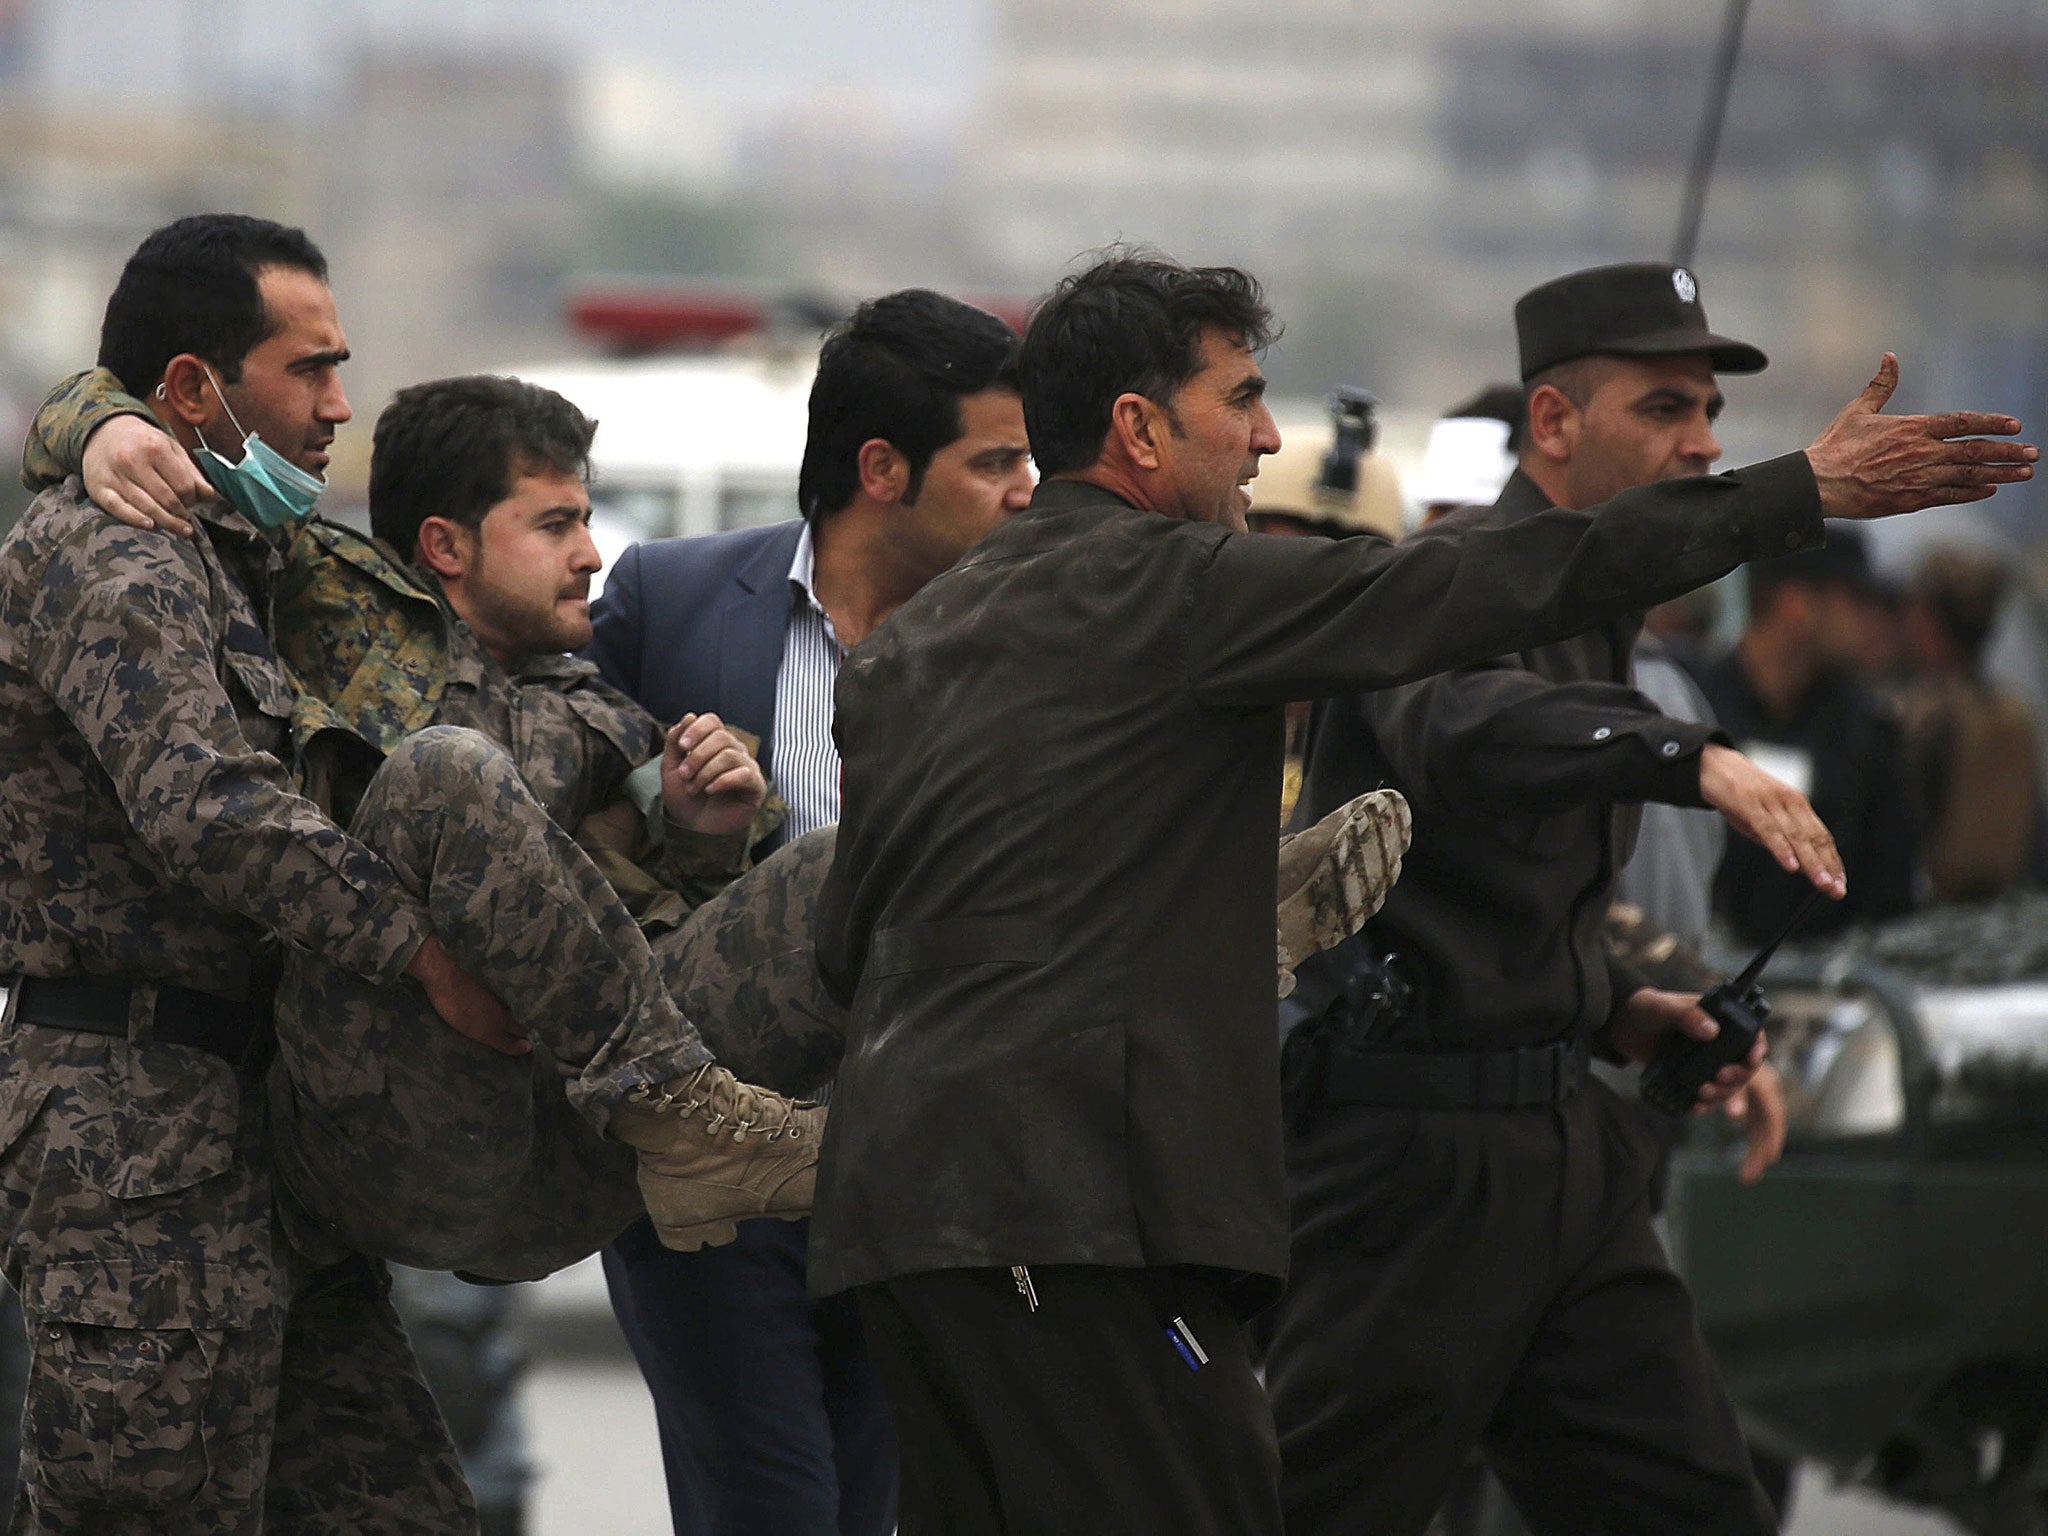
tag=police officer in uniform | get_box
[1264,263,1895,1536]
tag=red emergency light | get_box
[567,284,1029,354]
[568,288,767,353]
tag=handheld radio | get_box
[1639,887,1824,1118]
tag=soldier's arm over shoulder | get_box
[20,367,157,492]
[23,516,432,986]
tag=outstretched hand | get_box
[1806,354,2036,520]
[84,414,210,537]
[1699,743,1845,899]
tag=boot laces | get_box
[639,1064,805,1143]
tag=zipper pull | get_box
[1010,1264,1039,1313]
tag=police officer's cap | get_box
[1515,262,1768,381]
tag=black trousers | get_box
[855,1265,1281,1536]
[1263,1080,1778,1536]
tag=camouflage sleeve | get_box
[629,725,786,907]
[20,368,159,493]
[572,768,787,931]
[24,519,432,986]
[653,792,787,907]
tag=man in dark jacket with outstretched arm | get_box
[809,249,2034,1536]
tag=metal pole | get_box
[1672,0,1753,266]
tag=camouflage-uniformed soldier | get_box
[35,369,786,924]
[26,371,825,1276]
[0,217,476,1533]
[27,369,817,1536]
[43,372,1410,1240]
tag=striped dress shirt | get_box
[770,520,845,844]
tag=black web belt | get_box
[7,974,268,1069]
[1318,1034,1591,1110]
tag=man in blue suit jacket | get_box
[589,518,803,746]
[585,290,1033,1536]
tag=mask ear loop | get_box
[196,364,253,462]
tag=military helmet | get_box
[1252,387,1403,540]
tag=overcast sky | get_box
[27,0,995,121]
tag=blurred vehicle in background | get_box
[515,349,814,596]
[515,285,845,597]
[1669,899,2048,1536]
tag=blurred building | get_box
[0,82,311,525]
[320,44,589,493]
[958,0,2048,539]
[0,0,2041,549]
[0,1,588,523]
[730,88,973,297]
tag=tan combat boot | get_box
[607,1063,826,1252]
[1275,788,1412,999]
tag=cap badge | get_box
[1672,268,1698,304]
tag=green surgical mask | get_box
[192,366,326,529]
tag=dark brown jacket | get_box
[1292,470,1728,1052]
[811,456,1821,1304]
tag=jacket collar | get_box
[510,648,602,686]
[734,518,807,597]
[1029,477,1143,516]
[1490,468,1555,523]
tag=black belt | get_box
[1318,1035,1590,1110]
[7,975,269,1069]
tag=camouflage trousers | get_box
[649,825,845,1097]
[272,741,1332,1277]
[0,1022,472,1534]
[269,727,713,1281]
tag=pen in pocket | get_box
[1165,1314,1208,1371]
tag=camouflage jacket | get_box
[23,370,776,922]
[276,519,773,920]
[18,367,152,493]
[0,480,431,1002]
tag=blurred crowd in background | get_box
[1253,386,2048,958]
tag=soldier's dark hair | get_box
[369,375,597,559]
[1017,248,1276,477]
[799,289,1019,525]
[98,214,330,394]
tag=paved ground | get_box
[513,1259,1968,1536]
[523,1357,668,1534]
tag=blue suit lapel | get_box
[717,521,803,772]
